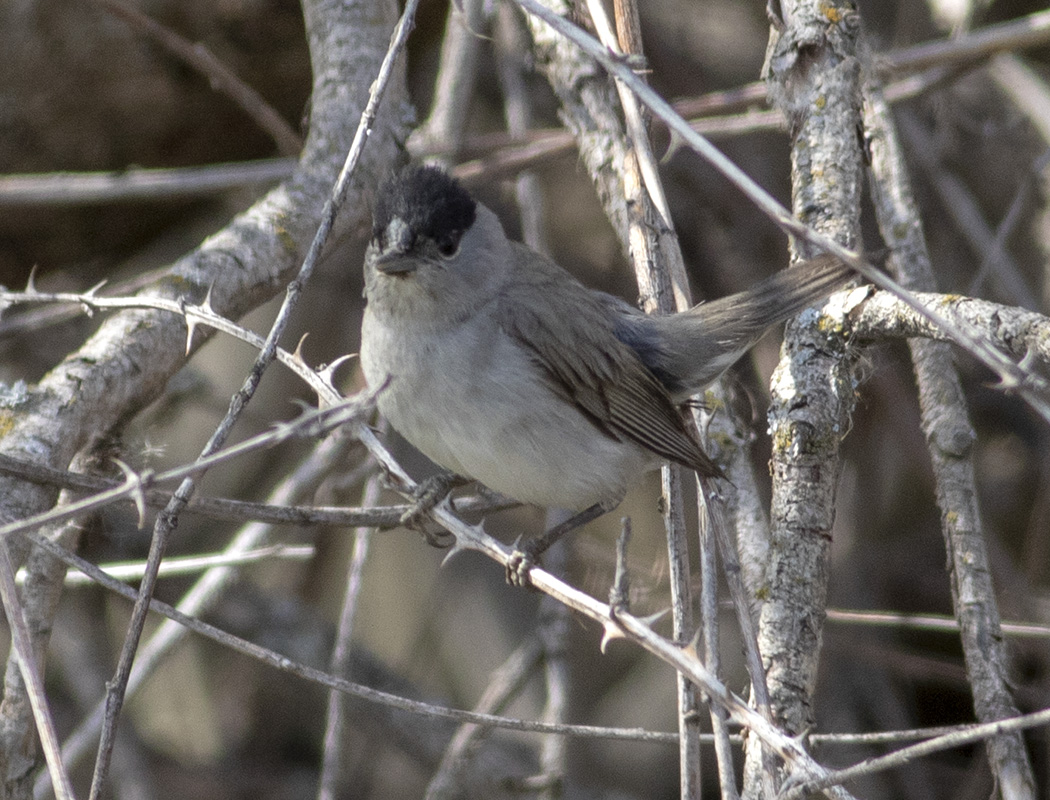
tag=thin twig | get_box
[0,545,76,800]
[317,471,382,800]
[826,608,1050,639]
[698,492,740,800]
[783,708,1050,799]
[0,452,514,530]
[425,638,544,799]
[0,285,342,401]
[23,545,316,587]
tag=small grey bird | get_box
[360,165,853,571]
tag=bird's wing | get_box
[499,249,722,477]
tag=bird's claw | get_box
[399,472,464,529]
[421,526,455,549]
[506,535,540,589]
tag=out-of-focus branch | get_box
[895,110,1037,309]
[495,2,550,255]
[864,81,1036,800]
[317,471,382,800]
[408,0,488,163]
[90,0,302,156]
[878,8,1050,75]
[425,637,544,799]
[0,159,296,206]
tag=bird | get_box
[359,164,854,580]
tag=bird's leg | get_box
[400,472,471,547]
[507,500,617,588]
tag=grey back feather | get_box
[500,243,723,477]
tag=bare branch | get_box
[0,160,296,206]
[750,9,864,799]
[0,545,75,799]
[317,471,381,800]
[864,81,1036,799]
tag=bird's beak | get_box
[372,217,416,275]
[373,249,417,275]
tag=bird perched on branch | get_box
[360,165,854,581]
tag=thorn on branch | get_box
[111,458,153,528]
[292,333,310,361]
[316,354,358,401]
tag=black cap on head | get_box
[373,165,477,254]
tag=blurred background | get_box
[2,0,1050,797]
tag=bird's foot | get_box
[504,501,615,588]
[400,472,469,547]
[506,536,542,589]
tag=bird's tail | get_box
[645,254,857,400]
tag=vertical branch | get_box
[755,1,864,793]
[0,545,75,800]
[0,472,86,800]
[495,2,550,255]
[316,472,381,800]
[409,0,487,162]
[569,0,705,793]
[661,466,704,799]
[698,501,740,800]
[536,539,570,799]
[864,84,1036,800]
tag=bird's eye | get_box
[437,236,460,258]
